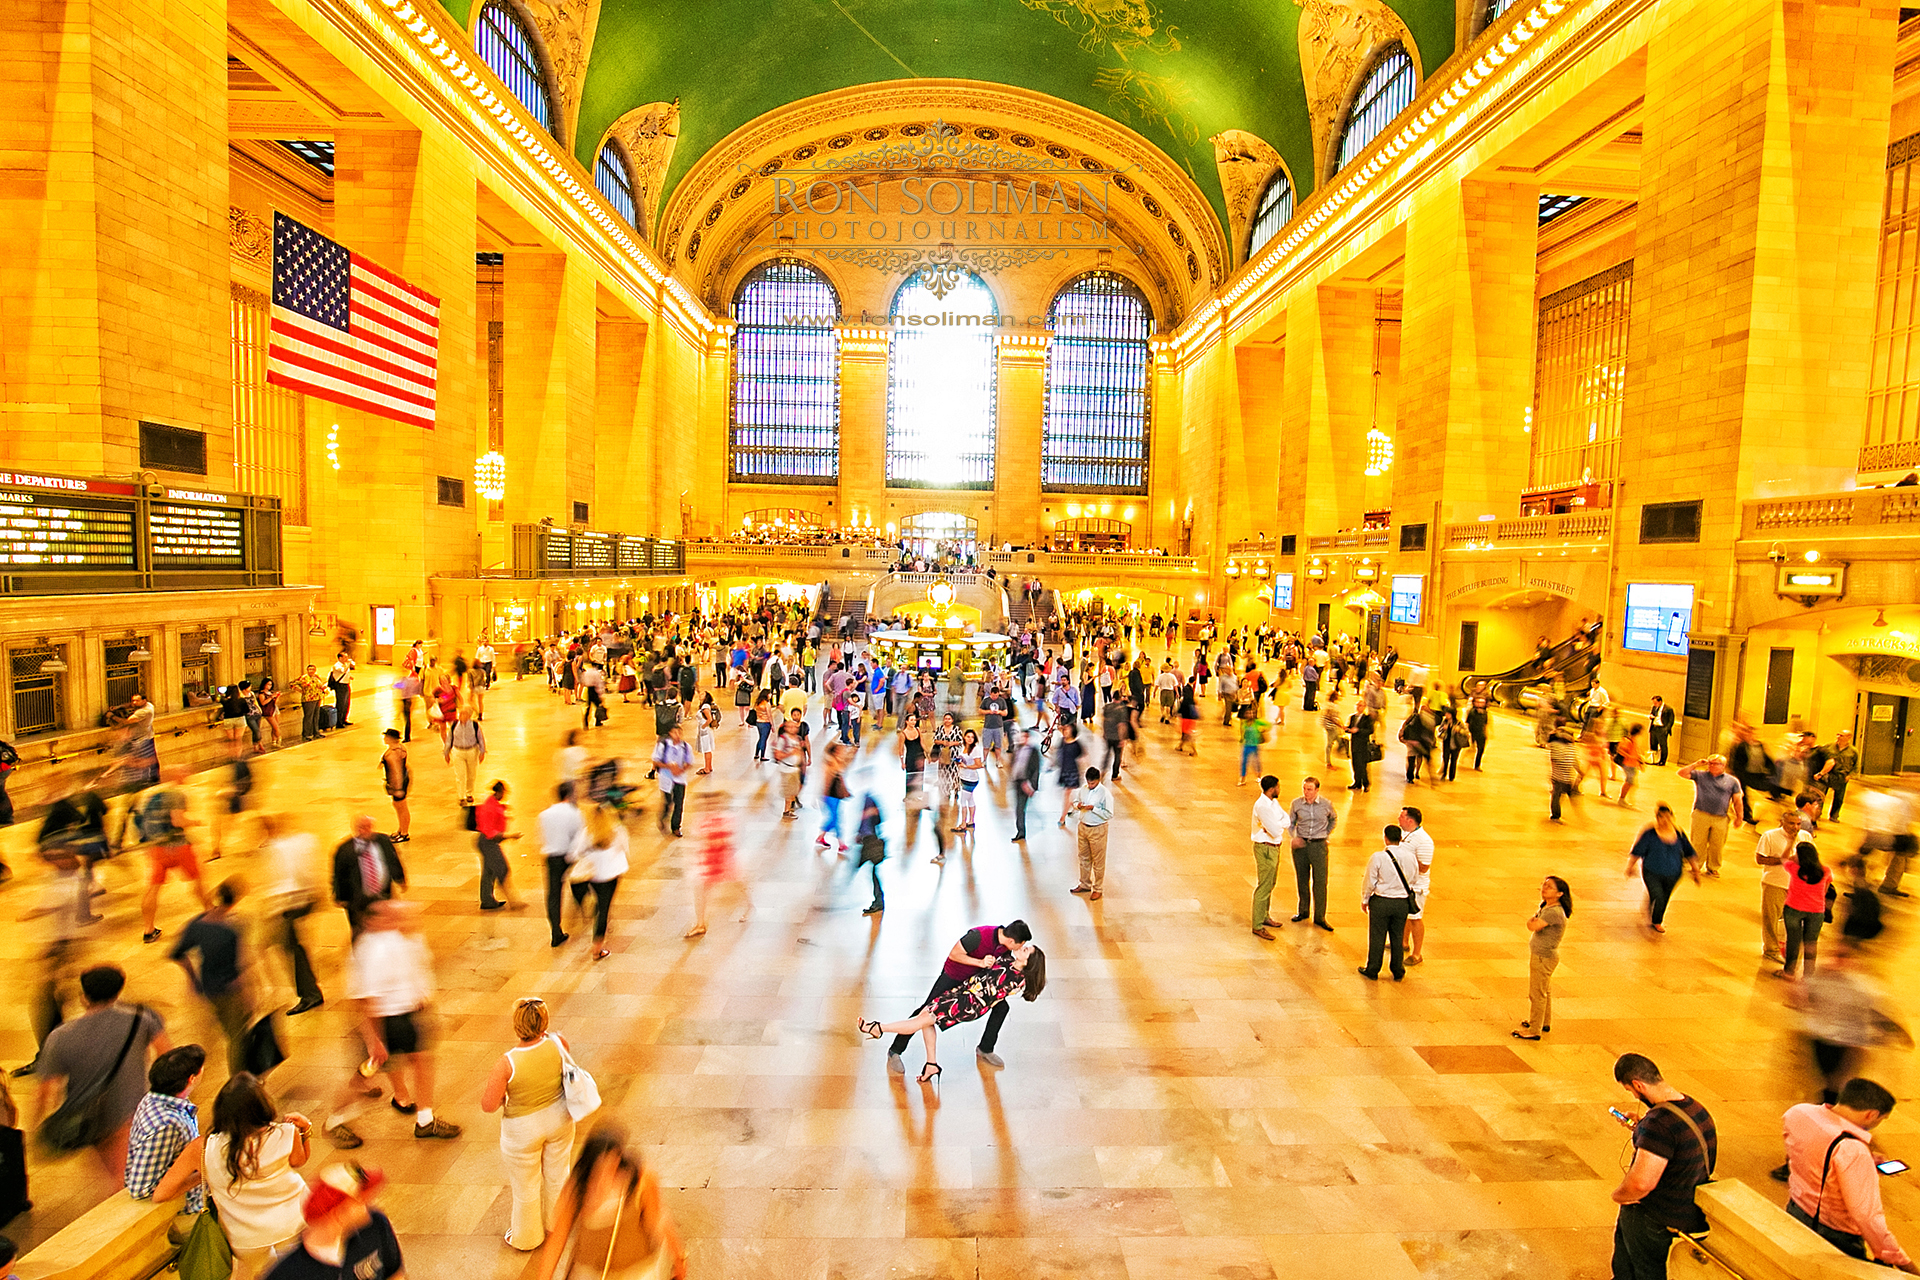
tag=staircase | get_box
[818,586,870,640]
[1006,587,1056,631]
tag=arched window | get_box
[1335,43,1417,173]
[886,270,997,488]
[594,142,638,227]
[1246,170,1295,260]
[474,1,555,136]
[1043,272,1153,493]
[730,260,840,483]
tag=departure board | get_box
[0,492,138,568]
[545,529,573,569]
[150,503,245,567]
[616,538,648,570]
[574,531,614,571]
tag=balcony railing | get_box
[686,540,894,563]
[1306,530,1392,551]
[985,550,1199,572]
[1741,489,1920,536]
[1443,511,1613,550]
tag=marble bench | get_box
[1689,1180,1887,1279]
[14,1191,179,1280]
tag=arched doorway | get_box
[1050,517,1132,552]
[899,512,978,562]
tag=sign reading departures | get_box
[0,470,275,583]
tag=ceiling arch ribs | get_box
[659,82,1230,329]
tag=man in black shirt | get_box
[265,1164,403,1280]
[1610,1052,1717,1279]
[168,879,251,1075]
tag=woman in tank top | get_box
[534,1126,685,1280]
[155,1072,311,1280]
[481,996,576,1252]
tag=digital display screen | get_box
[545,530,573,569]
[1273,573,1294,612]
[150,503,245,567]
[375,607,396,647]
[0,492,137,567]
[617,538,648,570]
[1625,583,1694,655]
[1389,575,1423,626]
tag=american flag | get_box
[267,213,440,430]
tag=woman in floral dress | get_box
[857,946,1046,1082]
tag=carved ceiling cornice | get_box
[659,81,1229,327]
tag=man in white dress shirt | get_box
[1358,826,1420,981]
[1398,806,1436,966]
[1250,776,1291,940]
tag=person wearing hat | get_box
[261,1164,401,1279]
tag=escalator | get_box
[1469,620,1603,709]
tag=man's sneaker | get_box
[390,1098,418,1115]
[976,1049,1004,1069]
[414,1117,462,1139]
[326,1124,363,1149]
[886,1053,906,1075]
[288,997,324,1016]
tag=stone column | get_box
[1277,283,1377,539]
[1392,179,1538,670]
[0,0,228,473]
[1611,0,1895,726]
[502,248,597,529]
[995,334,1047,545]
[593,320,647,534]
[837,328,890,535]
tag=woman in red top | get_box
[1778,841,1832,980]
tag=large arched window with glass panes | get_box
[729,261,841,484]
[1042,272,1153,493]
[886,270,997,488]
[594,142,638,228]
[474,1,555,137]
[1334,44,1417,174]
[1246,169,1295,260]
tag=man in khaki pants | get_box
[1677,754,1743,876]
[1752,809,1806,966]
[1070,767,1113,901]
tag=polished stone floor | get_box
[3,654,1917,1279]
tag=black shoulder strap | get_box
[1387,848,1416,897]
[1654,1101,1716,1181]
[106,1005,146,1086]
[1812,1131,1865,1229]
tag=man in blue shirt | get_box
[1676,754,1744,876]
[124,1045,207,1213]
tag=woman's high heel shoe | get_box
[857,1019,882,1039]
[917,1063,942,1083]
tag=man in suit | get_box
[1648,696,1676,767]
[1010,727,1043,843]
[331,815,405,937]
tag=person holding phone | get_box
[1781,1078,1918,1271]
[1608,1052,1717,1279]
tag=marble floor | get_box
[3,659,1918,1279]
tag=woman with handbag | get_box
[535,1126,685,1280]
[567,804,629,962]
[480,997,576,1252]
[155,1072,310,1280]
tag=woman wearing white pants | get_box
[481,997,576,1252]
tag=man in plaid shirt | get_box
[124,1045,206,1212]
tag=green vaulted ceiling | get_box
[442,0,1458,231]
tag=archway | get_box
[1050,517,1133,552]
[899,511,978,562]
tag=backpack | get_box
[133,790,174,843]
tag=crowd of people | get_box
[0,594,1914,1280]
